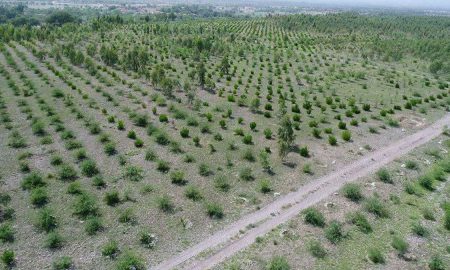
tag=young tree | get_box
[220,55,230,75]
[197,60,206,88]
[278,115,295,161]
[151,65,166,89]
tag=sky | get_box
[287,0,450,9]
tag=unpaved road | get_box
[153,114,450,270]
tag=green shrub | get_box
[198,163,212,176]
[118,208,136,224]
[67,181,83,195]
[80,159,99,177]
[45,232,63,249]
[104,190,121,206]
[185,185,203,201]
[347,211,372,233]
[52,256,73,270]
[144,149,157,161]
[85,216,103,235]
[242,134,253,144]
[266,256,290,270]
[21,171,46,190]
[342,183,363,202]
[140,231,157,249]
[341,130,351,141]
[303,208,325,227]
[364,197,389,218]
[50,155,63,166]
[206,202,224,219]
[32,120,46,136]
[0,224,14,242]
[376,168,392,184]
[157,160,171,173]
[36,208,57,232]
[73,193,99,218]
[259,179,272,194]
[58,164,78,181]
[170,170,185,185]
[134,138,144,148]
[1,249,14,266]
[214,175,230,192]
[104,142,117,155]
[30,187,49,207]
[155,132,170,145]
[308,241,327,258]
[180,128,190,138]
[123,166,144,181]
[391,235,408,255]
[116,250,145,270]
[299,146,309,157]
[239,167,254,181]
[368,248,385,264]
[127,130,137,139]
[412,222,429,237]
[157,195,174,213]
[325,221,345,244]
[328,135,337,146]
[444,209,450,231]
[418,174,434,191]
[102,240,119,258]
[405,160,419,170]
[429,255,446,270]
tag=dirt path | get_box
[153,113,450,270]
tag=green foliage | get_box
[123,166,144,181]
[185,185,202,201]
[303,207,325,227]
[52,256,73,270]
[36,208,58,232]
[102,240,119,258]
[429,255,446,270]
[157,195,174,213]
[73,193,99,218]
[116,250,145,270]
[21,171,46,190]
[1,249,14,266]
[0,223,14,243]
[368,248,385,264]
[364,196,389,218]
[391,235,408,255]
[58,164,78,181]
[80,159,99,177]
[347,211,372,233]
[325,221,345,244]
[266,256,290,270]
[308,241,327,258]
[376,168,392,184]
[104,190,121,206]
[342,183,363,202]
[85,216,103,235]
[45,232,64,249]
[206,202,224,219]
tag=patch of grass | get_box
[364,196,389,218]
[308,240,327,259]
[35,208,58,232]
[1,249,14,266]
[185,185,203,201]
[52,256,73,270]
[80,159,99,177]
[303,207,325,227]
[342,183,363,202]
[45,232,64,249]
[266,256,290,270]
[157,195,174,213]
[21,171,46,190]
[116,250,145,270]
[368,247,385,264]
[206,202,224,219]
[58,164,78,181]
[429,255,446,270]
[412,222,429,237]
[392,235,408,255]
[102,240,119,258]
[0,224,14,243]
[73,193,99,218]
[139,231,157,249]
[347,211,372,233]
[325,221,345,244]
[123,166,144,182]
[376,168,393,184]
[85,216,103,235]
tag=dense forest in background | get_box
[1,5,449,77]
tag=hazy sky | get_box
[291,0,450,9]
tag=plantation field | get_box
[219,135,450,270]
[0,12,449,269]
